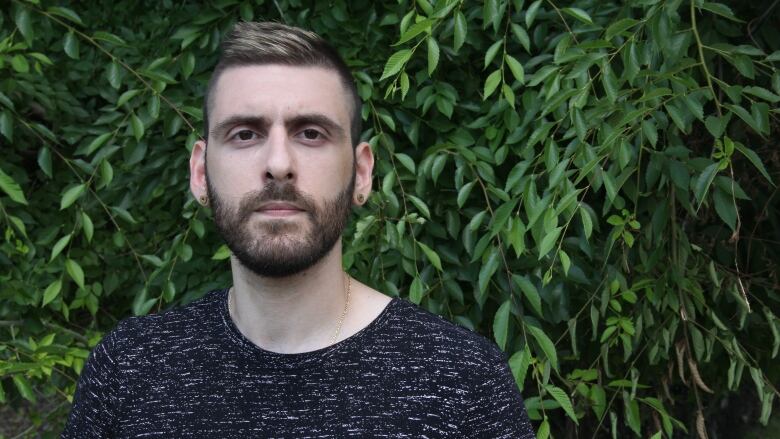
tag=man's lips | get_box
[255,202,305,216]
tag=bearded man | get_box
[63,21,535,438]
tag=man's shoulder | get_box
[380,298,508,368]
[100,289,225,356]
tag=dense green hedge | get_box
[1,0,779,437]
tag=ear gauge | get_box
[356,193,365,203]
[199,195,209,206]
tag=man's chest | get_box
[116,359,465,438]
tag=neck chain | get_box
[227,273,352,346]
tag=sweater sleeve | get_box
[461,349,536,438]
[61,327,125,438]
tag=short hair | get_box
[203,21,362,146]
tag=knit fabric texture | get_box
[63,289,535,438]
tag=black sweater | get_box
[63,289,535,438]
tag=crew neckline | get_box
[217,288,399,367]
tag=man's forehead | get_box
[209,64,352,121]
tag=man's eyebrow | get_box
[211,115,268,138]
[286,114,345,139]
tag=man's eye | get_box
[301,129,322,140]
[234,130,256,141]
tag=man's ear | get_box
[189,139,208,202]
[353,141,374,205]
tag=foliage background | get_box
[1,0,779,437]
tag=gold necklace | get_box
[227,273,351,345]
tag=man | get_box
[63,21,535,438]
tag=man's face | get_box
[197,65,359,277]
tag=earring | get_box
[357,194,365,203]
[199,195,209,206]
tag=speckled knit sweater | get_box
[63,289,535,438]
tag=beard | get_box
[206,171,355,278]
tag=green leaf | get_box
[725,104,760,134]
[493,300,512,350]
[605,18,639,40]
[42,279,63,307]
[591,384,607,419]
[478,247,501,295]
[453,12,467,51]
[511,24,531,53]
[0,111,12,142]
[538,226,562,259]
[503,84,516,107]
[131,114,145,141]
[527,324,559,371]
[743,86,780,103]
[625,398,641,435]
[83,132,112,156]
[181,52,196,79]
[163,280,176,302]
[537,418,550,439]
[82,211,94,242]
[731,55,755,79]
[37,147,53,178]
[417,241,442,271]
[694,163,719,206]
[545,384,579,423]
[15,8,34,42]
[513,275,542,316]
[12,375,35,403]
[116,89,141,108]
[148,95,161,119]
[394,153,415,173]
[11,55,30,73]
[100,160,114,187]
[602,64,619,103]
[93,31,127,45]
[563,7,593,25]
[380,49,412,80]
[642,119,658,147]
[509,345,532,389]
[580,207,593,239]
[733,141,775,186]
[713,188,737,231]
[409,275,424,304]
[458,181,475,207]
[0,167,28,205]
[51,233,72,261]
[212,244,231,260]
[505,55,525,84]
[61,184,86,210]
[700,2,740,21]
[47,6,84,25]
[484,40,503,68]
[484,70,502,99]
[602,170,617,202]
[427,37,439,75]
[526,0,542,28]
[394,18,433,45]
[64,32,80,59]
[65,259,85,289]
[408,194,431,219]
[704,115,727,138]
[559,249,571,275]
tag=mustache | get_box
[237,183,317,218]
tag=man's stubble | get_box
[206,165,355,278]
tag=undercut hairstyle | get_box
[203,21,362,146]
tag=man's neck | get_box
[229,245,349,354]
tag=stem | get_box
[690,0,722,116]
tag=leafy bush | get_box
[1,0,778,437]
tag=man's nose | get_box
[263,127,295,183]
